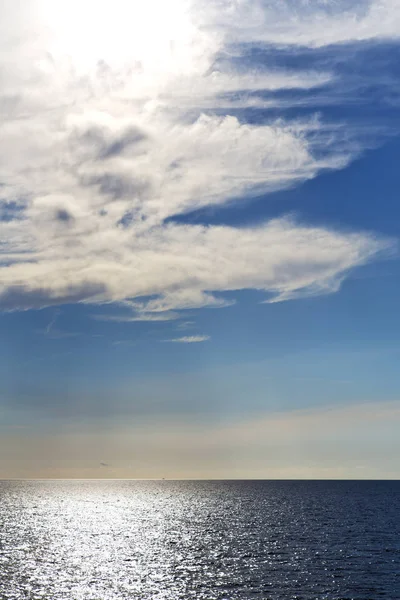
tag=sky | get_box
[1,0,400,479]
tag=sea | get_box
[0,480,399,599]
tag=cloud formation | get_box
[167,335,210,343]
[201,0,400,48]
[0,0,397,318]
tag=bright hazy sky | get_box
[1,0,400,479]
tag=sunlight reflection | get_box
[19,481,200,598]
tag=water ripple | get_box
[0,480,399,599]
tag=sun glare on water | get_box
[39,0,203,78]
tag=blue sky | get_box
[1,0,400,478]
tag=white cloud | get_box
[0,0,396,316]
[167,335,210,343]
[200,0,400,48]
[92,312,180,322]
[0,217,391,312]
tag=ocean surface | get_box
[0,480,399,600]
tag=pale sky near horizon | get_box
[1,0,400,479]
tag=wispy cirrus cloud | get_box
[201,0,400,49]
[35,310,81,338]
[166,335,211,343]
[0,0,398,319]
[92,312,180,323]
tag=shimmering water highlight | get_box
[0,480,399,599]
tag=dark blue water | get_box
[0,480,399,599]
